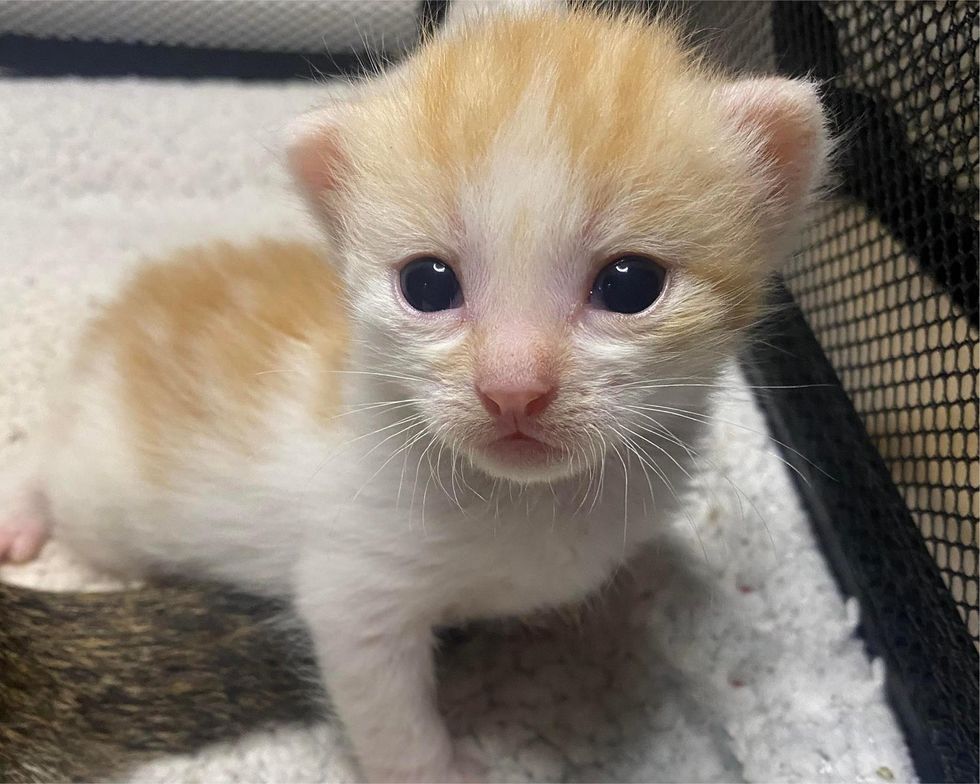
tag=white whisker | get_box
[623,403,828,484]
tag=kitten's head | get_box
[289,7,828,483]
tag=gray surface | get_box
[0,0,422,54]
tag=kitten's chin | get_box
[468,435,580,483]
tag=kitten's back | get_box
[78,240,349,481]
[29,241,350,584]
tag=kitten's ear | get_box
[719,78,830,217]
[288,111,346,197]
[285,94,355,229]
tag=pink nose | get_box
[477,382,556,420]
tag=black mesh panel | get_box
[684,2,979,778]
[772,0,979,643]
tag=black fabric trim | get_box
[0,33,382,81]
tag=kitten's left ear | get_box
[719,77,830,219]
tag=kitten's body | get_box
[39,241,696,605]
[20,239,697,782]
[1,5,827,782]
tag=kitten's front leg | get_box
[295,564,471,783]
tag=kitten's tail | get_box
[0,579,318,781]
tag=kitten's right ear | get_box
[288,113,345,196]
[285,98,354,228]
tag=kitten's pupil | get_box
[400,257,463,312]
[590,255,667,314]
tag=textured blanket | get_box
[0,79,913,783]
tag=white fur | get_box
[2,7,830,784]
[31,327,705,781]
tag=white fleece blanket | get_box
[0,79,914,784]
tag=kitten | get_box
[0,4,828,782]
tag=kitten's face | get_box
[292,10,826,483]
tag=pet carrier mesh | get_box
[685,0,979,647]
[687,2,978,779]
[774,0,978,644]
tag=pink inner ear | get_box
[721,77,827,208]
[287,124,346,197]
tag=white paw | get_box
[0,513,50,564]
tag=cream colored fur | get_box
[0,4,829,782]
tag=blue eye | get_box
[589,255,667,314]
[399,257,464,312]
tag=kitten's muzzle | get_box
[472,381,564,471]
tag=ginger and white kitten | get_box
[0,4,828,782]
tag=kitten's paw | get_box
[0,513,51,564]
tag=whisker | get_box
[588,425,609,514]
[430,439,462,513]
[352,421,428,503]
[618,436,656,518]
[410,433,440,531]
[612,424,709,564]
[330,412,428,452]
[634,412,777,552]
[397,427,431,511]
[610,441,630,550]
[615,381,830,393]
[454,449,486,503]
[619,422,695,484]
[358,417,428,463]
[307,411,425,484]
[319,368,432,385]
[330,398,425,420]
[721,472,777,552]
[623,403,830,484]
[574,427,603,514]
[253,369,303,377]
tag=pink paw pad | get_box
[0,515,51,564]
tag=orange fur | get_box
[278,5,828,490]
[5,12,831,781]
[83,241,348,481]
[330,8,811,340]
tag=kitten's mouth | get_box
[467,427,580,482]
[483,431,557,464]
[501,432,539,443]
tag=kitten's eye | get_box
[589,255,667,314]
[399,257,464,312]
